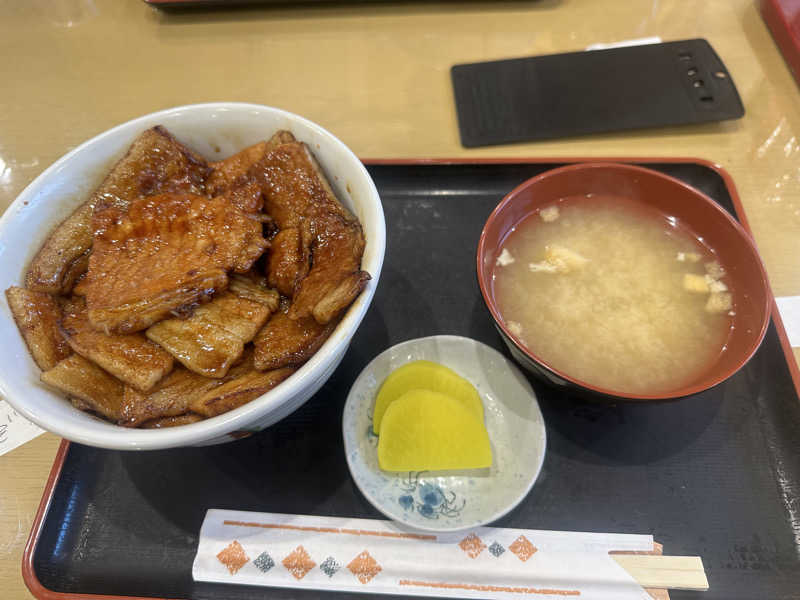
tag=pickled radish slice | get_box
[372,360,482,434]
[377,389,492,472]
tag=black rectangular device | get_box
[451,39,744,147]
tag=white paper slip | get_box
[0,397,44,457]
[775,296,800,348]
[193,509,655,600]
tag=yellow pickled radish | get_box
[372,360,483,434]
[377,389,493,472]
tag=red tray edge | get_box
[21,156,800,600]
[22,440,175,600]
[760,0,800,89]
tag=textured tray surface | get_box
[31,162,800,600]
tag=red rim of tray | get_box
[760,0,800,89]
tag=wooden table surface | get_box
[1,1,799,597]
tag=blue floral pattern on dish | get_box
[366,425,378,445]
[397,472,466,519]
[398,495,414,510]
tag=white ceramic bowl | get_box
[343,336,547,533]
[0,103,386,450]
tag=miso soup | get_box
[492,196,734,395]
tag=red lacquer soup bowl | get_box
[476,163,770,401]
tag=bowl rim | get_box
[0,102,386,449]
[341,334,547,533]
[476,161,771,401]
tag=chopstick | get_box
[611,555,709,591]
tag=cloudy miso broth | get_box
[493,196,733,395]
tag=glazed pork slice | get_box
[60,298,173,392]
[253,298,337,371]
[24,203,95,295]
[71,274,89,296]
[119,367,222,427]
[5,286,71,370]
[146,275,279,378]
[190,365,296,418]
[60,249,92,294]
[298,222,372,324]
[206,130,296,196]
[84,182,268,334]
[266,221,312,297]
[41,355,125,422]
[26,126,211,294]
[251,141,370,324]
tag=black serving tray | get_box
[25,160,800,600]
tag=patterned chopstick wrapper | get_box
[193,510,656,599]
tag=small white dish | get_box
[342,335,546,533]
